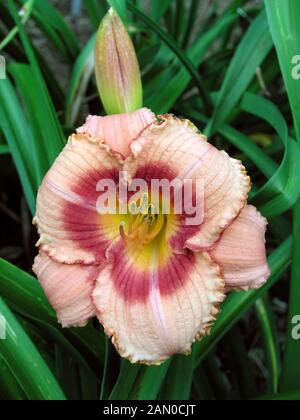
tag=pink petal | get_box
[125,115,250,252]
[34,133,123,265]
[92,239,225,364]
[211,205,270,291]
[77,108,156,158]
[33,253,99,327]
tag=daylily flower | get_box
[33,108,270,365]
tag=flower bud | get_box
[94,8,143,115]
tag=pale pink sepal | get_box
[33,253,99,327]
[211,205,270,291]
[77,108,156,158]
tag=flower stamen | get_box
[120,199,165,247]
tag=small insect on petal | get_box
[94,8,143,115]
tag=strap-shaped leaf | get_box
[241,93,300,217]
[265,0,300,393]
[206,10,273,136]
[0,299,66,400]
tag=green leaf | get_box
[0,78,36,213]
[265,0,300,392]
[19,0,80,59]
[0,258,104,372]
[8,0,66,158]
[129,361,171,400]
[182,0,201,48]
[159,354,195,400]
[107,0,128,22]
[255,296,280,393]
[109,360,171,401]
[206,10,273,136]
[109,361,141,400]
[127,0,212,114]
[150,0,172,21]
[193,366,215,400]
[65,34,96,126]
[0,0,34,51]
[0,355,26,400]
[0,145,10,155]
[144,12,236,113]
[224,327,257,399]
[0,298,66,400]
[9,63,58,183]
[100,339,115,400]
[256,389,300,401]
[265,0,300,141]
[0,258,54,324]
[3,0,66,213]
[172,0,189,45]
[241,92,300,217]
[84,0,108,29]
[201,353,231,400]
